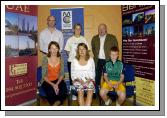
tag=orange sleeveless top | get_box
[47,63,61,81]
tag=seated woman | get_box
[41,41,67,106]
[71,43,95,106]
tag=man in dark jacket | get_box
[91,23,118,93]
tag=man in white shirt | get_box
[39,16,64,54]
[98,34,106,60]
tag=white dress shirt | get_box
[39,28,64,53]
[98,35,106,59]
[71,57,95,82]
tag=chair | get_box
[64,79,71,106]
[100,63,136,106]
[36,66,47,106]
[37,66,70,106]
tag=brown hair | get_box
[110,46,119,52]
[47,41,61,57]
[47,15,56,21]
[75,43,90,61]
[73,23,82,30]
[73,23,82,35]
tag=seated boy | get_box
[100,47,126,106]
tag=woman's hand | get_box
[73,78,79,84]
[53,83,59,95]
[79,79,85,86]
[85,77,91,84]
[54,84,59,89]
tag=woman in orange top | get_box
[41,41,67,106]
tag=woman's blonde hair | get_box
[75,43,90,61]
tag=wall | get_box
[37,5,122,66]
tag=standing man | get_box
[91,23,118,93]
[39,16,64,55]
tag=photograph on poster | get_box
[18,14,37,56]
[122,15,132,26]
[5,12,38,57]
[145,9,155,24]
[122,26,134,38]
[133,24,143,37]
[5,12,19,57]
[132,12,144,23]
[143,23,155,36]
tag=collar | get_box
[47,27,56,32]
[99,34,107,39]
[109,59,118,66]
[74,35,81,39]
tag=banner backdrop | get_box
[50,8,84,83]
[5,5,38,105]
[122,5,155,105]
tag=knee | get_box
[118,93,126,101]
[78,90,84,97]
[100,89,107,98]
[87,90,93,96]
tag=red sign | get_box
[5,5,38,105]
[5,5,37,16]
[5,56,37,105]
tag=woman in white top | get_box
[71,43,95,106]
[64,24,90,85]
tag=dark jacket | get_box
[91,33,118,67]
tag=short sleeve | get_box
[59,32,64,52]
[86,41,90,50]
[121,63,124,75]
[103,63,107,75]
[64,38,71,51]
[39,31,44,52]
[84,38,90,50]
